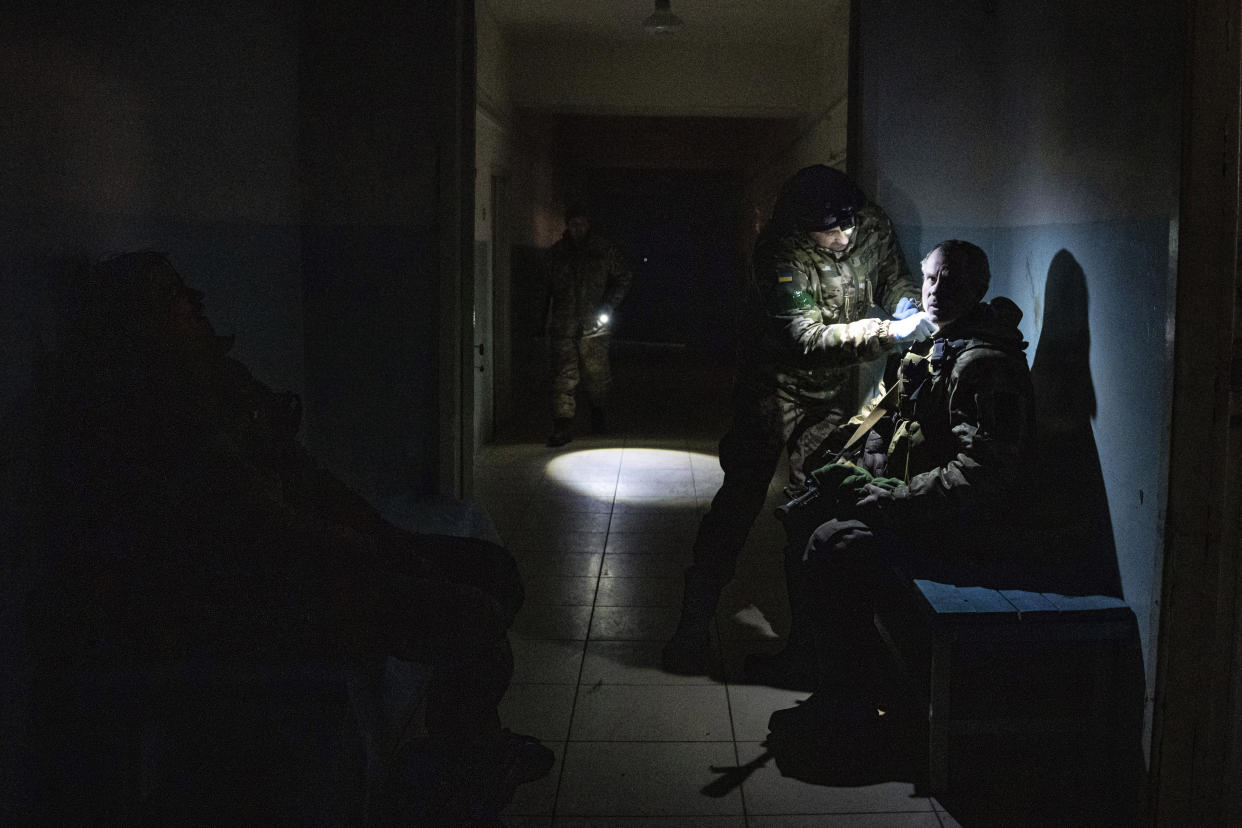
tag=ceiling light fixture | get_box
[643,0,684,33]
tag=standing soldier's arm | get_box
[759,251,900,369]
[602,243,633,310]
[538,247,556,333]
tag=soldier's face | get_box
[921,248,979,326]
[567,216,590,242]
[809,226,853,253]
[146,262,218,351]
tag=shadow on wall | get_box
[1030,249,1123,599]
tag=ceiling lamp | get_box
[643,0,684,33]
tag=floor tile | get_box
[691,473,726,498]
[510,531,608,555]
[542,477,619,499]
[725,684,811,741]
[555,818,744,827]
[512,604,593,639]
[500,683,577,742]
[747,815,943,827]
[523,575,600,606]
[516,551,603,579]
[473,473,546,496]
[579,640,721,686]
[616,471,697,498]
[605,511,700,534]
[589,606,681,641]
[610,497,702,515]
[523,511,615,535]
[500,816,554,827]
[736,741,932,815]
[601,552,691,578]
[604,534,693,556]
[529,493,617,513]
[511,638,587,684]
[547,447,624,470]
[570,685,732,741]
[556,742,744,816]
[594,577,682,607]
[619,448,693,469]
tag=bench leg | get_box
[928,634,952,794]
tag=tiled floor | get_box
[471,344,957,827]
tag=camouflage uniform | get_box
[853,296,1036,530]
[689,202,920,589]
[544,232,632,419]
[788,297,1037,701]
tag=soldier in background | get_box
[663,165,934,681]
[542,202,633,447]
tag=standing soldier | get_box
[663,165,935,680]
[543,202,633,447]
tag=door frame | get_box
[437,0,477,499]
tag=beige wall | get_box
[503,16,852,245]
[508,37,843,120]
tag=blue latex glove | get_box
[892,297,919,320]
[891,311,936,343]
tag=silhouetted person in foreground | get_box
[767,240,1037,732]
[27,251,552,824]
[542,201,633,447]
[663,165,931,679]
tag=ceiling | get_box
[481,0,847,47]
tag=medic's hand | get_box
[890,311,936,344]
[892,297,919,320]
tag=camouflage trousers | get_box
[549,331,611,419]
[688,379,852,587]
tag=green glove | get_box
[868,476,904,492]
[840,470,876,495]
[808,462,862,491]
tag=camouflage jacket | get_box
[742,202,919,403]
[544,232,633,338]
[857,297,1036,528]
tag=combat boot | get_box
[743,636,818,691]
[546,418,573,447]
[661,569,722,675]
[743,543,819,690]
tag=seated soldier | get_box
[31,251,552,822]
[765,239,1036,732]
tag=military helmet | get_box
[773,165,864,233]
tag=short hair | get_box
[923,240,991,297]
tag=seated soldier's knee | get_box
[803,519,877,575]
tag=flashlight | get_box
[597,312,610,326]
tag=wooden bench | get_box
[872,575,1137,793]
